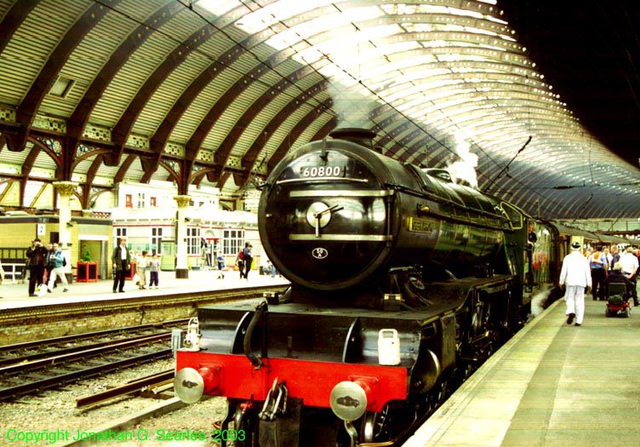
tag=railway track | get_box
[0,321,185,401]
[76,369,175,408]
[0,286,288,401]
[0,319,187,368]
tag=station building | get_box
[0,180,261,282]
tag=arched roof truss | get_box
[0,0,638,217]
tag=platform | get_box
[404,295,640,447]
[0,268,289,311]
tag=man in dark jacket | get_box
[243,243,253,280]
[112,237,131,293]
[26,238,48,297]
[605,262,634,298]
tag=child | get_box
[136,251,147,290]
[148,252,160,288]
[216,253,225,279]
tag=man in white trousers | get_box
[559,241,592,326]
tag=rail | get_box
[0,319,188,361]
[0,332,175,401]
[76,369,174,408]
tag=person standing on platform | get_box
[136,250,148,290]
[216,253,225,279]
[236,249,245,279]
[148,252,160,288]
[610,246,621,272]
[620,247,639,306]
[112,237,130,293]
[588,246,608,300]
[243,243,253,280]
[44,243,55,288]
[47,243,69,293]
[26,238,48,297]
[559,241,592,327]
[604,247,613,272]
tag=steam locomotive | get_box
[175,128,574,446]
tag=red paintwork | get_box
[176,352,408,412]
[607,300,630,315]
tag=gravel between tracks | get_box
[0,359,227,446]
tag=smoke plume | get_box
[328,82,376,129]
[446,132,479,188]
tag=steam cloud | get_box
[530,285,553,318]
[328,82,376,129]
[446,132,479,189]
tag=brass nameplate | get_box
[408,217,437,233]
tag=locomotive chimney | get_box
[329,128,377,149]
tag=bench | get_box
[1,263,26,283]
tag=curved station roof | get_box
[0,0,639,218]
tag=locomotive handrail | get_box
[499,201,524,230]
[289,234,392,241]
[276,177,369,184]
[290,190,394,197]
[244,301,268,369]
[385,183,511,223]
[411,208,508,232]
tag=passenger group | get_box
[560,243,639,327]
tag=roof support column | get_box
[173,194,191,279]
[53,181,77,279]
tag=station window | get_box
[187,227,200,255]
[125,194,132,208]
[137,193,145,208]
[150,197,157,207]
[223,229,245,256]
[151,227,162,255]
[115,228,127,246]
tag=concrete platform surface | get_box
[405,297,640,447]
[0,268,289,310]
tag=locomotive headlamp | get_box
[307,202,332,229]
[306,202,343,237]
[329,377,378,422]
[183,317,201,352]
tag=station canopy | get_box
[0,0,639,218]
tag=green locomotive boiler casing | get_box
[176,129,536,447]
[258,128,522,293]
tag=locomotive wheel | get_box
[223,401,257,447]
[461,361,477,382]
[483,341,495,359]
[232,406,251,447]
[359,402,416,444]
[422,380,449,416]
